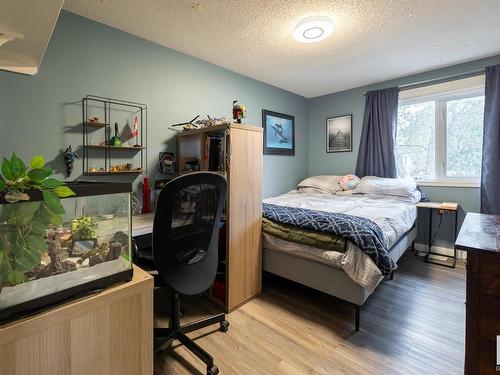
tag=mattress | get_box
[262,190,419,292]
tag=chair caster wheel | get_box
[220,320,230,332]
[207,364,219,375]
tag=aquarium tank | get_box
[0,154,132,322]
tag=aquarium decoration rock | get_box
[106,242,122,262]
[89,255,104,267]
[47,239,77,275]
[77,242,108,266]
[33,238,77,279]
[77,241,122,266]
[111,231,129,248]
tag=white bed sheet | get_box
[262,190,418,292]
[262,233,386,293]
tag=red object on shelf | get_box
[142,177,151,214]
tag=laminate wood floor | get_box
[155,252,466,375]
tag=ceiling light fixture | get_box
[293,16,333,43]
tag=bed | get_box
[262,176,420,330]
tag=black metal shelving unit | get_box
[82,95,147,176]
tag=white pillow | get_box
[297,187,331,195]
[336,190,354,196]
[352,176,417,197]
[297,175,342,194]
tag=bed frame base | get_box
[355,304,360,331]
[263,226,417,331]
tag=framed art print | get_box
[326,114,352,153]
[262,110,295,155]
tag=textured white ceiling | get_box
[63,0,500,98]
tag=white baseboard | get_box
[414,242,467,259]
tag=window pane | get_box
[446,96,484,178]
[396,101,436,179]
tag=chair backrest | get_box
[153,172,227,295]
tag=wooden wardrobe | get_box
[177,123,263,312]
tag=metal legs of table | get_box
[424,208,458,268]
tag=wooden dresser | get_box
[455,213,500,375]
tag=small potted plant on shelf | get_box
[0,153,75,290]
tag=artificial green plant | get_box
[70,216,98,241]
[0,153,75,288]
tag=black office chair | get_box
[153,172,229,375]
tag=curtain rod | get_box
[362,68,485,96]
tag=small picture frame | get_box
[326,114,352,153]
[262,110,295,155]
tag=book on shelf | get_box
[205,133,225,172]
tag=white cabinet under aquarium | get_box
[0,182,133,322]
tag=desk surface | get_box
[416,201,458,211]
[455,212,499,253]
[132,213,154,237]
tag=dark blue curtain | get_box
[355,87,399,178]
[481,65,500,215]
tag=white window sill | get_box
[416,180,480,188]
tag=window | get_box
[396,76,484,185]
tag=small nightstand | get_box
[416,201,459,268]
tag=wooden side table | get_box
[416,201,459,268]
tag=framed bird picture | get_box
[262,109,295,155]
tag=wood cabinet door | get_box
[227,127,263,311]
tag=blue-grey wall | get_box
[0,11,308,198]
[308,55,500,248]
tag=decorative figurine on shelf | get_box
[63,145,79,177]
[132,115,140,147]
[232,100,247,124]
[195,115,231,128]
[159,152,176,174]
[169,115,200,132]
[87,116,100,124]
[110,122,122,146]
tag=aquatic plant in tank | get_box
[0,153,75,289]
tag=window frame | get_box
[397,86,484,188]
